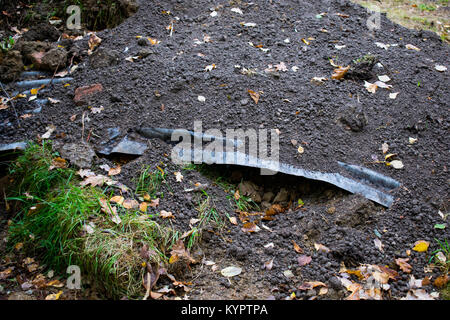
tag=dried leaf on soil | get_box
[174,171,183,182]
[292,240,303,254]
[247,89,260,104]
[160,210,174,219]
[264,259,274,270]
[45,290,63,300]
[297,255,312,266]
[314,243,330,253]
[221,266,242,277]
[331,65,350,80]
[395,258,412,273]
[241,222,260,233]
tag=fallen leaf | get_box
[149,198,160,207]
[331,65,350,80]
[41,125,56,139]
[413,240,430,252]
[229,217,238,225]
[314,243,330,253]
[264,259,274,270]
[139,202,148,213]
[241,222,260,233]
[204,64,216,72]
[275,62,288,72]
[298,281,327,290]
[389,92,399,99]
[247,89,260,104]
[297,255,312,266]
[49,157,67,170]
[292,240,303,254]
[242,22,257,27]
[405,44,420,51]
[174,171,183,182]
[47,279,64,288]
[122,199,139,209]
[395,258,412,273]
[88,33,102,54]
[221,266,242,277]
[231,8,243,15]
[364,81,378,93]
[374,238,384,252]
[91,106,104,114]
[434,65,447,72]
[311,76,328,84]
[433,274,448,288]
[160,210,175,219]
[80,174,112,187]
[48,97,60,104]
[108,165,121,176]
[387,160,404,169]
[45,290,63,300]
[378,75,391,82]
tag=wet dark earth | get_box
[0,0,449,300]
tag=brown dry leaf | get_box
[395,258,412,273]
[241,222,261,233]
[331,65,350,80]
[229,216,238,225]
[336,12,350,18]
[265,204,284,216]
[292,240,303,254]
[149,198,160,207]
[381,143,389,154]
[314,243,331,253]
[248,89,260,104]
[108,165,121,176]
[99,199,117,216]
[15,242,23,251]
[160,210,174,219]
[80,174,112,187]
[234,189,240,200]
[434,274,448,288]
[374,238,384,252]
[169,240,196,264]
[297,255,312,266]
[110,195,124,205]
[88,33,102,53]
[123,199,139,209]
[0,268,13,280]
[47,279,64,288]
[298,281,327,290]
[49,157,67,170]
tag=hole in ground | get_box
[194,164,350,213]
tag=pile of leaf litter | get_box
[2,142,208,299]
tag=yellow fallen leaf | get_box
[139,202,148,213]
[247,89,260,104]
[30,88,38,95]
[45,290,63,300]
[413,240,430,252]
[110,196,124,205]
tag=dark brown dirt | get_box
[0,0,449,300]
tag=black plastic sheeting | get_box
[138,127,400,208]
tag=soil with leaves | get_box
[0,0,449,300]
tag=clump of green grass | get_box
[135,165,165,199]
[6,142,179,298]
